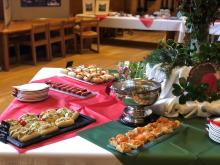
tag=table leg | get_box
[0,34,2,70]
[2,33,9,71]
[166,31,175,41]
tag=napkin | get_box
[139,17,154,27]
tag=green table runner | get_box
[78,118,220,165]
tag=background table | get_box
[0,18,75,71]
[77,14,220,43]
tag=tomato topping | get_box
[19,120,26,126]
[40,118,46,121]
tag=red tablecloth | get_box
[0,76,124,153]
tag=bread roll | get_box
[18,131,40,142]
[55,117,75,128]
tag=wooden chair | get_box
[16,23,50,65]
[63,19,77,54]
[48,21,65,58]
[75,19,100,53]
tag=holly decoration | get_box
[172,77,220,104]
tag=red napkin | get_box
[0,76,124,153]
[96,15,107,21]
[139,17,154,28]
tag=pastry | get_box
[115,142,131,153]
[109,117,181,153]
[63,65,116,84]
[127,139,144,149]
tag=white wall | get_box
[11,0,70,20]
[3,0,12,26]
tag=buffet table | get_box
[76,14,220,43]
[0,67,220,165]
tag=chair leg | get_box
[49,43,53,60]
[97,36,100,53]
[80,37,83,54]
[74,35,77,53]
[31,46,37,65]
[61,40,65,57]
[15,45,21,63]
[46,44,51,61]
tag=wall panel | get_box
[70,0,126,16]
[11,0,70,20]
[0,0,4,20]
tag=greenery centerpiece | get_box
[144,0,220,105]
[179,0,219,47]
[145,0,220,76]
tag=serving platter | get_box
[46,80,96,99]
[6,114,96,148]
[60,65,117,85]
[62,74,95,85]
[50,88,96,99]
[107,124,185,155]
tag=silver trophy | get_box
[111,79,161,127]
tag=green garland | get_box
[145,39,193,77]
[179,0,219,44]
[145,40,220,77]
[172,77,220,104]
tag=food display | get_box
[6,108,80,143]
[46,81,94,98]
[61,65,118,84]
[109,117,180,153]
[1,107,96,148]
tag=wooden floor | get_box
[0,31,165,113]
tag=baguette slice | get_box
[18,131,40,142]
[38,123,58,136]
[55,117,75,128]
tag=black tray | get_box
[6,114,96,148]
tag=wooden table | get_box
[0,18,76,71]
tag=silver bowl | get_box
[111,79,161,105]
[111,79,161,126]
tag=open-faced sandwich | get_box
[109,117,180,153]
[39,109,60,123]
[5,107,80,142]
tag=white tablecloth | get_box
[0,68,122,165]
[77,14,220,43]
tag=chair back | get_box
[31,23,49,42]
[48,21,64,40]
[79,19,99,34]
[63,19,75,37]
